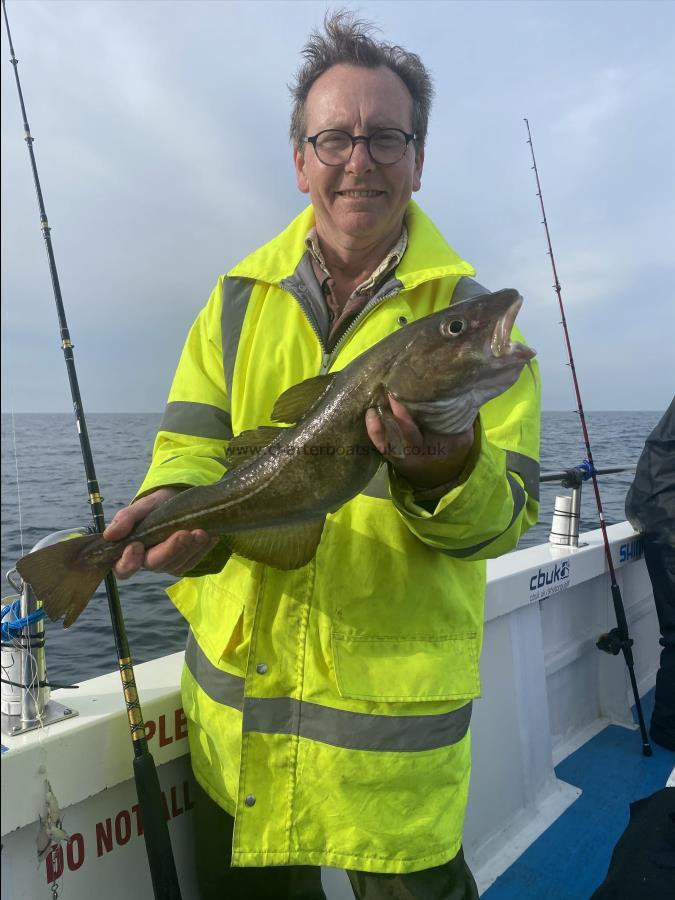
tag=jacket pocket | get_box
[167,575,244,667]
[331,632,480,702]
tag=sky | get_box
[1,0,674,413]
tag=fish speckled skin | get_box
[16,289,535,627]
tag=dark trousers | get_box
[643,535,675,748]
[590,787,675,899]
[194,782,479,900]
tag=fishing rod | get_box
[524,118,651,757]
[2,2,184,893]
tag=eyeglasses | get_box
[303,129,417,166]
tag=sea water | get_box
[0,410,664,683]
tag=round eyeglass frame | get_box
[302,129,417,167]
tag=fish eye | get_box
[442,319,465,338]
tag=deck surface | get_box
[482,690,674,899]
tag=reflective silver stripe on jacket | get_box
[221,277,256,398]
[160,401,233,440]
[185,631,472,752]
[185,630,245,710]
[440,472,526,558]
[506,450,540,501]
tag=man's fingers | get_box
[366,397,425,459]
[144,530,212,574]
[388,394,423,445]
[113,530,216,580]
[164,535,220,576]
[104,488,180,541]
[114,542,146,580]
[143,531,192,572]
[105,503,149,541]
[365,408,387,454]
[104,507,139,541]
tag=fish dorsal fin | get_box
[271,374,335,424]
[225,426,284,469]
[225,519,325,570]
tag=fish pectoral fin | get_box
[225,519,326,570]
[376,405,407,458]
[271,374,335,424]
[225,426,285,469]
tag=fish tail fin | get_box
[16,533,113,628]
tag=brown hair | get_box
[289,9,434,152]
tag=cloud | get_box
[2,0,674,414]
[552,67,629,145]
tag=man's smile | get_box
[335,189,386,198]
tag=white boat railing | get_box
[465,520,655,892]
[1,518,656,899]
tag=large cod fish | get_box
[17,289,535,627]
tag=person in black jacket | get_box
[625,398,675,751]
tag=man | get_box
[625,399,675,752]
[105,12,540,899]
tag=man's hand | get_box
[103,487,218,578]
[365,394,475,491]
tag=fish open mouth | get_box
[491,294,536,362]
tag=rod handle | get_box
[133,751,183,899]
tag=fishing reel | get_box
[596,627,633,656]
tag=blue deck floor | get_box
[482,689,675,900]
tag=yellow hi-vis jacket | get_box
[137,200,541,874]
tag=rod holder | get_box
[1,529,85,736]
[549,485,582,547]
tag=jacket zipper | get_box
[285,285,402,376]
[323,288,401,371]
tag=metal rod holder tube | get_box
[550,493,577,546]
[569,486,581,547]
[19,582,48,724]
[1,529,86,737]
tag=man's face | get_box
[294,64,424,250]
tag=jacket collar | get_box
[227,200,475,288]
